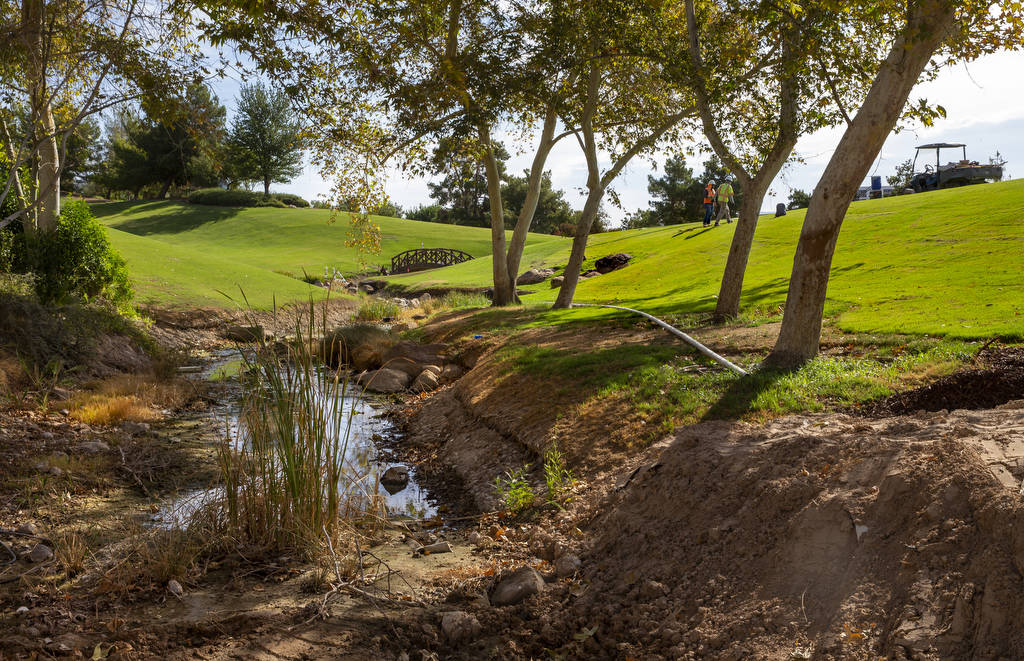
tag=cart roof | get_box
[916,143,966,149]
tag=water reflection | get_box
[155,351,437,527]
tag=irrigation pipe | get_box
[570,303,749,376]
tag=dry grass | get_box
[69,373,196,426]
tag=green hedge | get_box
[188,188,309,208]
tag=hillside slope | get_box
[92,201,562,308]
[387,179,1024,339]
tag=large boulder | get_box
[594,253,632,274]
[411,366,442,393]
[550,276,564,289]
[380,341,447,377]
[516,268,555,285]
[357,368,411,393]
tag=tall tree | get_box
[427,139,508,227]
[766,0,1024,367]
[228,83,303,196]
[503,170,574,235]
[0,0,207,231]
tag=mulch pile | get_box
[869,346,1024,415]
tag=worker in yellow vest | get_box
[715,178,735,226]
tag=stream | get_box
[153,350,438,527]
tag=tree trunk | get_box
[1,118,27,217]
[766,0,957,368]
[264,177,270,196]
[158,179,172,199]
[553,185,603,309]
[713,175,767,320]
[23,0,59,231]
[505,108,557,290]
[479,124,515,306]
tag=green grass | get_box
[386,179,1024,340]
[92,201,562,309]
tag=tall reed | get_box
[216,300,381,559]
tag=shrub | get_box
[187,188,286,208]
[274,193,310,207]
[354,298,401,322]
[11,201,133,307]
[494,467,535,513]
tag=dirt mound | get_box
[508,408,1024,660]
[870,347,1024,415]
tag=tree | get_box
[887,159,915,193]
[202,0,590,306]
[647,155,698,225]
[766,0,1024,367]
[503,170,574,234]
[673,0,875,321]
[427,140,508,227]
[0,0,207,232]
[787,189,811,210]
[228,83,304,196]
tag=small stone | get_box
[411,368,441,393]
[167,579,184,597]
[59,409,70,416]
[640,579,668,600]
[40,431,54,440]
[16,522,39,536]
[440,611,481,643]
[440,364,465,383]
[28,543,53,563]
[121,421,151,435]
[550,276,564,289]
[381,466,410,494]
[554,554,581,578]
[47,466,63,477]
[15,606,29,616]
[490,566,546,606]
[76,441,110,453]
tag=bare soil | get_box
[4,307,1024,660]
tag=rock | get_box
[468,532,494,549]
[416,541,453,555]
[357,368,412,393]
[47,466,63,476]
[594,252,632,274]
[121,421,151,435]
[516,268,555,285]
[361,284,375,294]
[550,276,564,289]
[75,441,110,453]
[554,554,581,578]
[440,364,465,383]
[350,344,385,371]
[28,543,53,563]
[581,270,601,278]
[380,342,447,377]
[59,408,70,416]
[381,466,410,493]
[167,579,184,597]
[390,322,411,333]
[40,431,55,440]
[223,324,265,343]
[15,606,29,616]
[420,293,432,302]
[490,566,546,606]
[50,633,89,653]
[440,611,481,643]
[49,387,72,402]
[410,298,420,307]
[411,368,441,393]
[16,522,39,535]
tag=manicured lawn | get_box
[92,201,562,309]
[386,179,1024,340]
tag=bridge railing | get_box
[389,248,474,274]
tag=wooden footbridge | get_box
[388,248,474,274]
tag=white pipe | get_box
[570,303,749,376]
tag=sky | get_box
[219,49,1024,226]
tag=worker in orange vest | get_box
[702,181,717,227]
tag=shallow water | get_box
[153,350,437,527]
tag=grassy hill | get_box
[385,179,1024,340]
[92,201,562,309]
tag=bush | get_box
[187,188,286,208]
[273,193,310,208]
[10,201,132,308]
[354,298,401,322]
